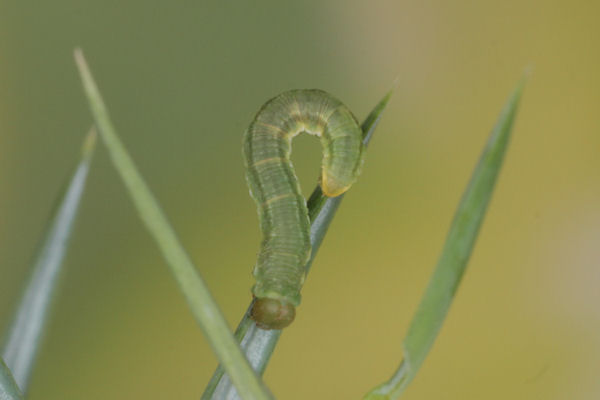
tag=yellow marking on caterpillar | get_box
[250,156,286,168]
[261,192,296,207]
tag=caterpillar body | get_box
[243,89,364,330]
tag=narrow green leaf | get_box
[73,48,273,400]
[202,88,394,400]
[2,130,96,392]
[0,358,22,400]
[364,77,526,400]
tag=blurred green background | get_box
[1,1,598,399]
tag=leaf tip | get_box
[73,47,93,87]
[73,47,84,66]
[379,77,398,109]
[512,66,532,101]
[82,127,97,159]
[390,74,401,94]
[522,64,534,80]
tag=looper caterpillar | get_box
[243,89,364,329]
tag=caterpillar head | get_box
[251,297,296,330]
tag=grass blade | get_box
[0,358,22,399]
[202,89,394,400]
[73,48,273,400]
[2,130,96,391]
[364,77,526,400]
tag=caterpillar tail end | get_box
[251,298,296,330]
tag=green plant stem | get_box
[0,358,22,400]
[2,130,96,392]
[202,89,393,400]
[364,77,526,400]
[73,48,272,400]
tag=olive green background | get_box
[0,1,598,399]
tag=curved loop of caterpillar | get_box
[243,89,364,330]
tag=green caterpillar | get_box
[243,89,364,329]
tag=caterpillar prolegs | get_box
[243,89,364,329]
